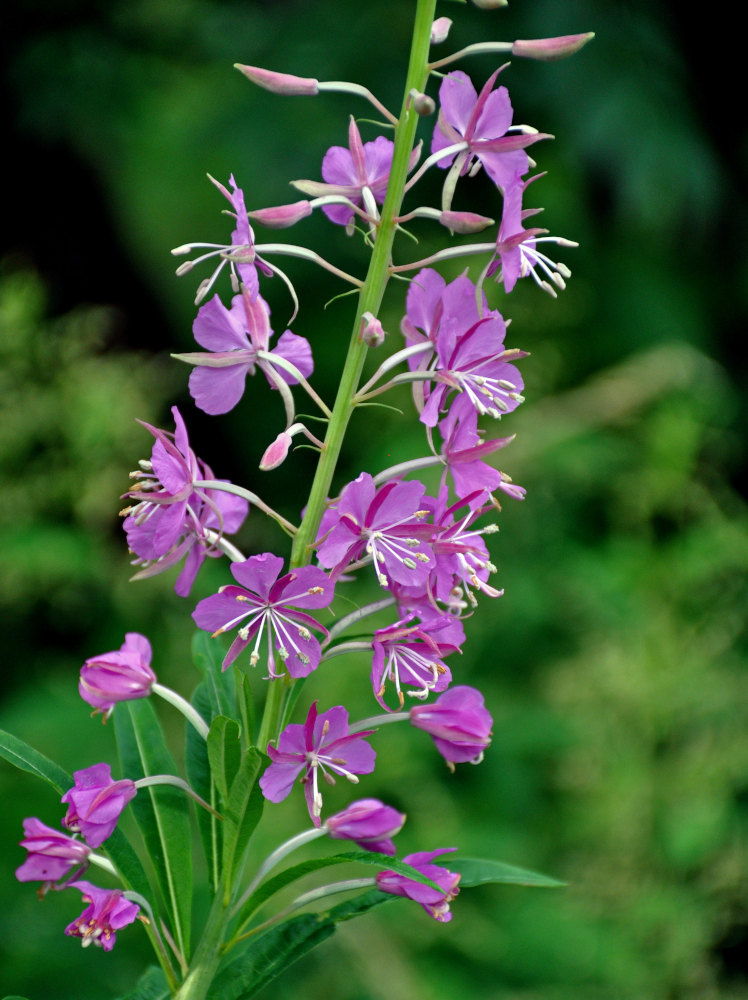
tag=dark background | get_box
[1,2,746,998]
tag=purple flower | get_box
[431,70,548,193]
[376,848,461,922]
[410,686,493,766]
[371,615,462,711]
[64,880,140,952]
[79,633,155,718]
[192,553,334,677]
[173,174,271,304]
[186,290,313,416]
[438,397,525,506]
[259,701,376,825]
[16,818,90,886]
[488,172,574,297]
[61,764,137,848]
[316,473,434,590]
[122,406,248,596]
[320,119,394,227]
[325,798,406,856]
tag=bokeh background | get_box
[1,1,746,998]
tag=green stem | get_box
[260,0,438,749]
[172,878,231,1000]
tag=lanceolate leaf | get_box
[186,682,221,894]
[114,700,193,961]
[191,629,237,719]
[212,890,391,1000]
[221,747,264,892]
[449,856,565,888]
[207,715,242,802]
[114,966,169,1000]
[0,728,72,794]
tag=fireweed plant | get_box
[2,5,593,999]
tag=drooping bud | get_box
[471,0,508,9]
[430,17,452,45]
[325,798,406,855]
[259,431,293,471]
[440,210,495,234]
[360,311,387,348]
[512,32,595,61]
[248,201,313,229]
[61,764,137,848]
[234,64,319,96]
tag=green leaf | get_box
[191,629,236,719]
[207,715,241,802]
[449,857,566,888]
[222,747,264,889]
[113,966,169,1000]
[0,728,72,793]
[114,699,193,961]
[234,850,443,928]
[235,668,255,747]
[186,682,221,894]
[212,890,390,1000]
[104,826,153,901]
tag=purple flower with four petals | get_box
[184,290,313,416]
[325,798,405,856]
[16,818,91,886]
[123,407,248,596]
[259,701,376,825]
[371,615,463,711]
[64,880,140,952]
[376,847,461,922]
[316,472,434,590]
[410,686,493,766]
[78,633,156,718]
[61,764,137,848]
[192,553,334,677]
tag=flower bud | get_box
[411,91,436,116]
[79,633,156,718]
[440,210,495,234]
[16,818,91,884]
[360,311,387,347]
[376,848,460,922]
[61,764,137,848]
[325,798,406,856]
[430,17,452,45]
[410,686,492,765]
[259,431,293,471]
[512,32,595,61]
[471,0,508,8]
[248,200,313,229]
[234,64,319,95]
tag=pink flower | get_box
[410,686,493,766]
[64,881,140,951]
[79,633,155,718]
[325,798,405,856]
[376,848,460,921]
[16,818,90,886]
[259,702,376,825]
[61,764,137,848]
[192,553,334,677]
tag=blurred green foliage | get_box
[1,1,746,998]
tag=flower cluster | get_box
[12,10,590,986]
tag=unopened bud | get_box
[260,431,293,471]
[410,90,436,116]
[471,0,508,9]
[234,64,319,96]
[512,32,594,61]
[431,17,452,45]
[248,201,313,229]
[440,210,495,234]
[360,311,387,348]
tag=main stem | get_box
[257,0,437,754]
